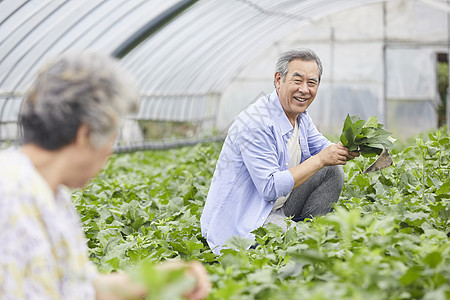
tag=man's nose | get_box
[298,81,309,94]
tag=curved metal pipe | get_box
[112,0,198,58]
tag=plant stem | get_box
[421,156,426,201]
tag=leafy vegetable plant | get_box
[73,130,450,300]
[340,114,394,156]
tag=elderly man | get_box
[201,49,359,254]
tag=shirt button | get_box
[285,163,288,166]
[270,201,274,204]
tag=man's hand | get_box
[346,150,360,161]
[289,143,360,190]
[317,143,352,167]
[340,141,360,161]
[316,143,360,167]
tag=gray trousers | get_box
[263,165,345,231]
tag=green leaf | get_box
[423,251,443,268]
[225,235,255,250]
[400,266,423,285]
[439,137,449,145]
[213,279,246,299]
[247,269,273,284]
[340,114,358,150]
[436,181,450,195]
[427,146,439,157]
[277,261,303,279]
[252,227,267,238]
[363,116,379,128]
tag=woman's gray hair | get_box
[20,51,140,150]
[275,49,323,82]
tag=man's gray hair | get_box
[20,51,140,150]
[275,48,323,82]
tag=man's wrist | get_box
[311,153,325,169]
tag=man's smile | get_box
[293,96,308,103]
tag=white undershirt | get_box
[272,120,302,210]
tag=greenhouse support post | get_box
[447,56,450,130]
[448,0,450,130]
[382,2,388,127]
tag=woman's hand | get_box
[184,261,211,300]
[94,261,210,300]
[156,260,211,300]
[94,272,147,300]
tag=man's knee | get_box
[325,165,345,188]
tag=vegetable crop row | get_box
[73,130,450,300]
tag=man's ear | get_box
[274,72,282,89]
[75,124,91,148]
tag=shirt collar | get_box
[268,90,304,136]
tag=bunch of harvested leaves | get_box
[340,114,394,157]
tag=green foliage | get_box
[73,143,221,273]
[73,130,450,300]
[340,114,394,157]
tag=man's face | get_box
[274,59,319,122]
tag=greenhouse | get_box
[0,0,449,299]
[1,0,449,149]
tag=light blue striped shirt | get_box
[201,90,331,253]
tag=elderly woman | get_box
[0,52,210,300]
